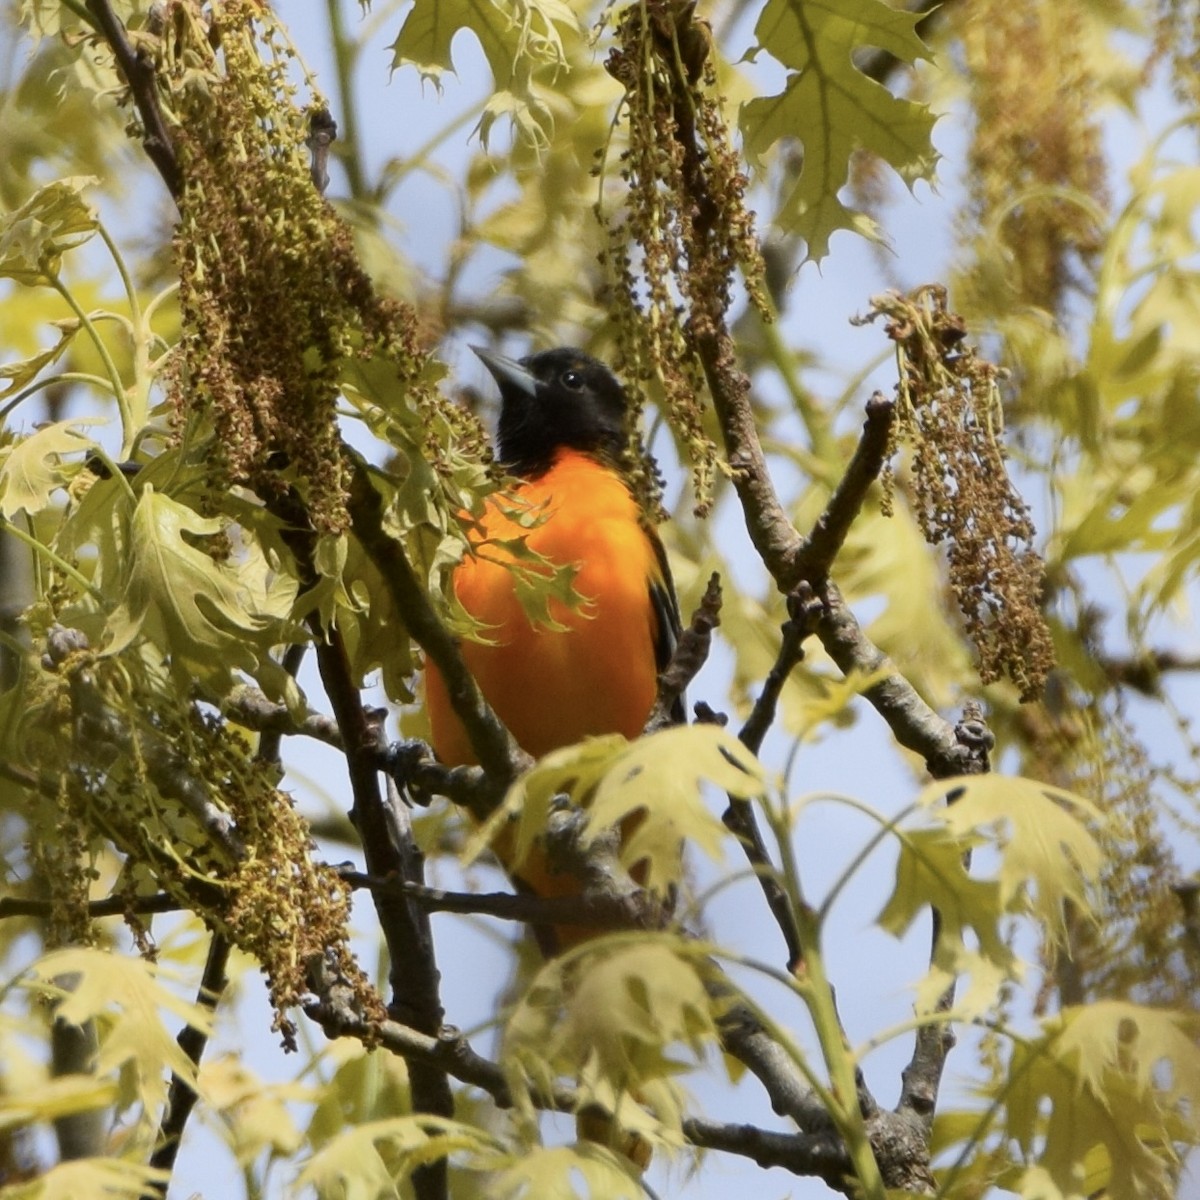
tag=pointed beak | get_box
[471,346,538,400]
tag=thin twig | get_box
[0,894,180,920]
[792,393,896,585]
[224,684,342,751]
[85,0,182,199]
[347,457,527,804]
[896,705,992,1130]
[341,872,667,931]
[148,934,231,1188]
[646,571,722,732]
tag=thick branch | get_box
[697,333,806,587]
[308,625,453,1200]
[815,583,969,778]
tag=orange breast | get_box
[426,451,662,766]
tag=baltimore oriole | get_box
[424,347,682,954]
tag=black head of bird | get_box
[472,346,628,478]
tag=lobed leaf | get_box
[483,725,765,892]
[21,948,214,1121]
[0,419,96,519]
[0,1158,170,1200]
[741,0,938,261]
[388,0,580,147]
[103,486,300,700]
[294,1115,499,1200]
[940,1003,1200,1200]
[0,177,99,285]
[880,775,1101,1014]
[490,1143,644,1200]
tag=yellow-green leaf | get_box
[880,776,1101,1014]
[295,1115,499,1200]
[0,177,99,285]
[0,419,96,518]
[103,486,299,699]
[481,726,764,892]
[504,937,717,1140]
[490,1143,644,1200]
[741,0,938,261]
[0,320,77,396]
[388,0,579,147]
[0,1157,169,1200]
[0,1074,118,1132]
[21,948,214,1120]
[962,1003,1200,1200]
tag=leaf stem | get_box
[48,276,133,453]
[0,518,104,600]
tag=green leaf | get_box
[0,1075,119,1132]
[0,320,77,397]
[504,937,718,1143]
[879,776,1101,1014]
[975,1003,1200,1200]
[294,1115,499,1200]
[0,177,99,285]
[926,775,1103,938]
[103,486,300,699]
[482,725,765,892]
[388,0,579,147]
[741,0,938,261]
[0,419,97,518]
[490,1143,644,1200]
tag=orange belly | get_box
[426,452,662,767]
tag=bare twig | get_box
[148,934,231,1188]
[646,571,722,732]
[0,893,180,920]
[342,872,668,932]
[896,705,992,1130]
[815,583,967,776]
[224,685,343,750]
[792,394,896,585]
[85,0,182,199]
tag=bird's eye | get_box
[561,369,584,390]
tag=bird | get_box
[423,346,683,954]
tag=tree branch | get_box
[223,685,343,750]
[346,457,528,807]
[85,0,182,200]
[307,621,453,1200]
[341,872,668,931]
[148,933,230,1189]
[0,893,181,920]
[646,571,722,732]
[791,393,896,584]
[305,996,862,1184]
[814,583,969,777]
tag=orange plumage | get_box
[424,348,680,954]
